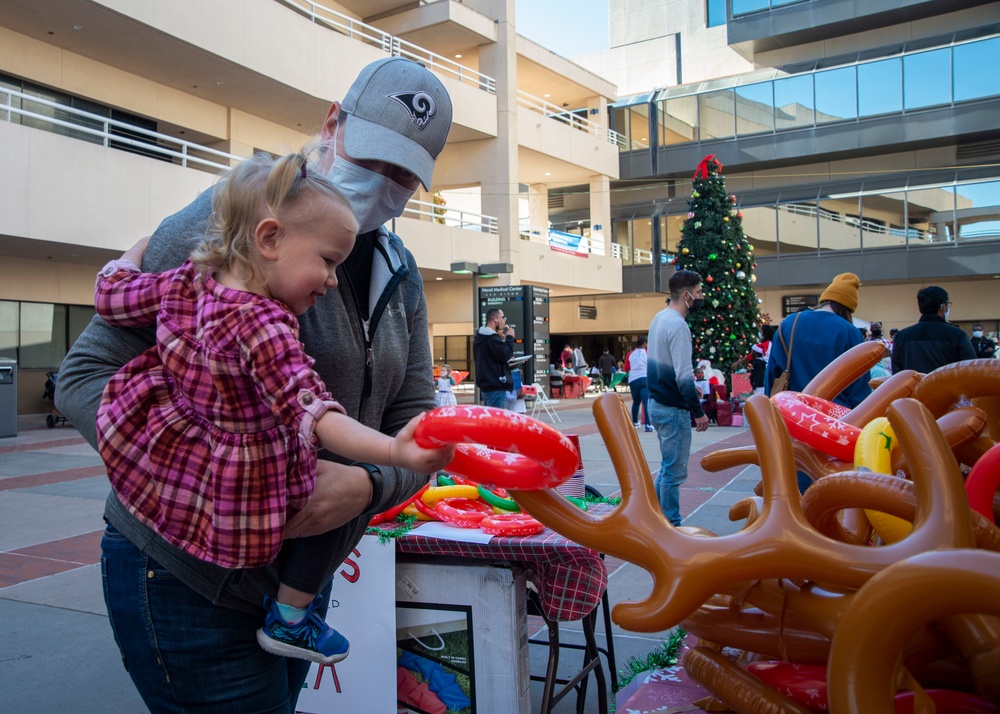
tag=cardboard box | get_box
[396,560,530,714]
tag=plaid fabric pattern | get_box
[95,260,343,568]
[394,509,610,622]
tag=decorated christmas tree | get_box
[671,155,761,382]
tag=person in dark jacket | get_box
[971,324,996,359]
[891,286,976,374]
[473,307,515,408]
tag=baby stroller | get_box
[43,371,68,428]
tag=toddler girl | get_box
[436,364,458,407]
[94,152,453,665]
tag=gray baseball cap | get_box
[341,57,453,190]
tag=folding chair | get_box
[526,383,561,423]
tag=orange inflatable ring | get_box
[965,442,1000,525]
[415,406,579,490]
[480,512,545,537]
[772,392,860,462]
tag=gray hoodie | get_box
[56,188,434,613]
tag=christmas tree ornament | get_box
[682,247,689,254]
[709,253,717,261]
[706,275,714,283]
[736,271,746,280]
[723,216,729,223]
[694,221,702,228]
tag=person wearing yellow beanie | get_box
[819,272,860,313]
[765,272,871,492]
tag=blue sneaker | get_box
[644,424,655,432]
[256,595,350,664]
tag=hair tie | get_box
[299,162,307,180]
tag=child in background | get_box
[436,364,458,407]
[94,152,453,665]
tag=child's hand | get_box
[390,414,455,475]
[121,236,151,269]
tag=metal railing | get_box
[1,88,241,172]
[278,0,496,93]
[517,91,622,146]
[403,199,498,234]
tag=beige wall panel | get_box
[0,257,100,305]
[400,217,502,273]
[516,112,618,177]
[7,125,214,250]
[0,26,64,89]
[425,280,480,325]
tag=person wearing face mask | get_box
[765,273,872,492]
[646,270,710,526]
[56,57,452,712]
[970,324,996,359]
[867,321,893,374]
[891,286,976,374]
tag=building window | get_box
[0,300,95,369]
[707,0,726,26]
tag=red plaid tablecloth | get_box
[393,508,609,622]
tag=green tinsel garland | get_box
[613,627,687,693]
[365,514,417,544]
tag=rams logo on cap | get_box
[387,91,437,130]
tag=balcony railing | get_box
[403,199,498,234]
[517,91,622,147]
[278,0,496,94]
[1,87,240,172]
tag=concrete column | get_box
[590,175,611,255]
[466,0,519,286]
[528,183,549,233]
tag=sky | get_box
[514,0,610,58]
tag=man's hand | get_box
[284,462,371,538]
[694,414,710,432]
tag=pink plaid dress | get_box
[95,260,344,568]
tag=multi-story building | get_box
[0,0,623,414]
[550,0,1000,354]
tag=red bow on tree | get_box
[693,154,722,179]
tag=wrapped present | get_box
[731,372,752,398]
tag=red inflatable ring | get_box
[965,442,1000,525]
[434,498,493,528]
[414,406,579,490]
[480,512,545,537]
[772,392,860,462]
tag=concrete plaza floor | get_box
[0,389,757,713]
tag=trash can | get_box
[0,358,16,438]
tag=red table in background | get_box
[561,374,591,399]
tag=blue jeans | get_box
[629,377,649,425]
[101,524,324,713]
[648,400,692,527]
[480,389,506,409]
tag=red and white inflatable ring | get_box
[480,512,545,537]
[414,406,579,490]
[772,392,860,462]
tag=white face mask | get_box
[973,330,983,338]
[944,307,951,321]
[329,156,414,233]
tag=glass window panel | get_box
[628,104,650,149]
[955,181,1000,242]
[860,191,908,250]
[953,37,1000,102]
[741,206,780,257]
[68,305,96,348]
[666,214,686,255]
[734,82,774,135]
[858,58,902,117]
[613,220,634,265]
[661,96,698,145]
[815,67,857,123]
[903,49,951,110]
[20,303,66,369]
[707,0,726,27]
[776,203,819,254]
[905,186,954,244]
[698,89,735,140]
[632,218,654,265]
[774,75,814,129]
[817,197,861,252]
[0,300,18,360]
[732,0,769,16]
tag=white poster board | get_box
[296,534,397,713]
